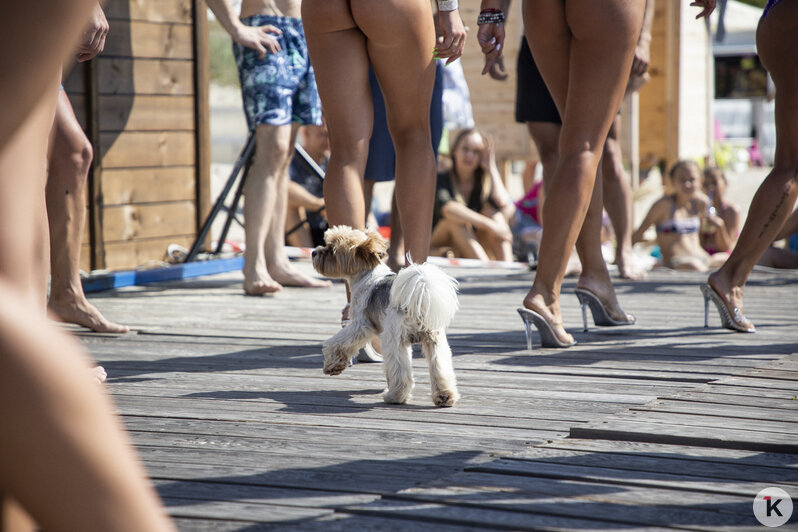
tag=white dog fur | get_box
[312,226,460,407]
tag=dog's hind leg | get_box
[422,332,460,407]
[381,319,414,404]
[322,323,374,376]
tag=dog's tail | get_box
[391,262,459,331]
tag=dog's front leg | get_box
[422,332,460,407]
[322,322,373,375]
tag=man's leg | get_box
[46,91,129,332]
[244,122,330,294]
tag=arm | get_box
[482,135,515,221]
[75,2,109,62]
[483,0,511,80]
[441,201,512,242]
[205,0,282,58]
[288,181,325,214]
[632,201,664,244]
[477,0,508,76]
[691,0,716,19]
[434,1,467,65]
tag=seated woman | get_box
[700,167,740,255]
[430,128,513,261]
[633,160,725,271]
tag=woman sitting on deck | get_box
[633,160,726,271]
[431,128,515,261]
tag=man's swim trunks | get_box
[233,15,322,130]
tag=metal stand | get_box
[184,132,325,263]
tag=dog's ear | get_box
[357,229,389,268]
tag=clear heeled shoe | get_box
[573,288,637,332]
[517,308,576,349]
[700,284,755,333]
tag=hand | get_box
[233,24,283,59]
[489,220,513,242]
[705,214,725,229]
[487,56,507,81]
[435,10,467,65]
[480,135,497,172]
[76,3,109,62]
[690,0,716,19]
[477,22,505,76]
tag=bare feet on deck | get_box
[244,276,283,296]
[244,265,331,295]
[615,248,646,280]
[49,296,130,333]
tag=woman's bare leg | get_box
[356,0,437,263]
[46,91,130,332]
[303,0,372,232]
[432,219,490,260]
[709,3,798,318]
[522,0,644,343]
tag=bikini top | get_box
[656,197,701,235]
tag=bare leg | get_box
[522,0,644,344]
[0,3,173,524]
[602,115,644,279]
[46,91,129,332]
[431,218,490,260]
[709,4,798,322]
[358,0,437,263]
[386,191,405,271]
[243,123,330,294]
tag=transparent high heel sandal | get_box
[573,288,637,332]
[700,284,755,333]
[517,308,576,349]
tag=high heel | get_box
[517,308,576,349]
[573,288,636,332]
[700,284,755,333]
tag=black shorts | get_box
[515,36,561,125]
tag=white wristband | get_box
[438,0,458,11]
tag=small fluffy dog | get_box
[312,226,460,407]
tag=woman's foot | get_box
[706,270,754,332]
[270,260,332,288]
[522,291,574,347]
[576,274,633,324]
[48,296,130,333]
[615,247,646,280]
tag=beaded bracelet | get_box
[477,10,505,25]
[437,0,458,11]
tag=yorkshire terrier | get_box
[312,226,460,407]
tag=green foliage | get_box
[208,18,240,87]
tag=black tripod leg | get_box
[214,154,252,254]
[184,132,257,262]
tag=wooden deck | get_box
[73,260,798,531]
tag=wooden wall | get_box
[64,0,209,272]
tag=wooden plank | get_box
[103,21,194,60]
[539,439,798,470]
[507,447,798,485]
[163,496,332,523]
[102,235,194,271]
[101,167,196,205]
[669,390,798,410]
[633,399,798,422]
[106,0,193,24]
[192,0,211,241]
[98,95,195,132]
[571,419,798,454]
[102,202,196,242]
[468,458,775,497]
[100,131,195,168]
[97,58,194,96]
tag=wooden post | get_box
[193,0,211,242]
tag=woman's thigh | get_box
[302,0,372,160]
[526,0,643,156]
[354,0,436,139]
[757,2,798,168]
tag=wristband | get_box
[438,0,458,11]
[477,11,505,25]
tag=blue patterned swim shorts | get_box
[233,15,322,130]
